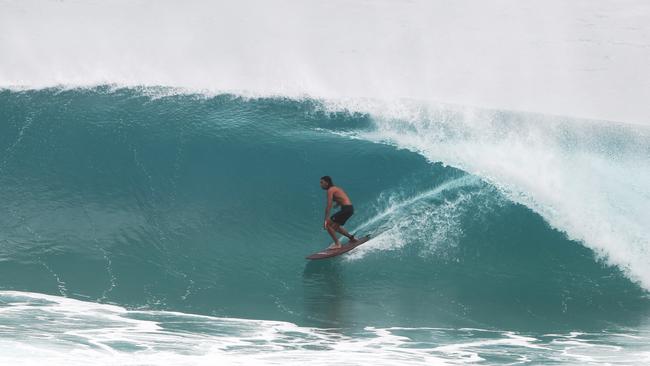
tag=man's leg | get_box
[334,225,356,242]
[326,222,341,248]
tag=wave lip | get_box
[324,99,650,291]
[2,0,650,125]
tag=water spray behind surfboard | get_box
[306,175,484,260]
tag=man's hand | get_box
[323,219,330,230]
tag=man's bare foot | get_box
[327,243,342,250]
[348,236,358,243]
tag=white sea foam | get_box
[1,291,649,365]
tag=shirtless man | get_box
[320,176,357,249]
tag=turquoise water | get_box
[1,88,650,364]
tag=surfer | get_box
[320,176,357,249]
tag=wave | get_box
[1,88,648,333]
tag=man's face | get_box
[320,179,328,190]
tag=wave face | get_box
[1,88,648,334]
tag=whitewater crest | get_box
[318,98,650,291]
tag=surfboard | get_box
[306,235,371,260]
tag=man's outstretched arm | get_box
[324,190,334,229]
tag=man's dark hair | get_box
[321,176,333,188]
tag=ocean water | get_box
[2,1,650,365]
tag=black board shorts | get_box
[331,205,354,225]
